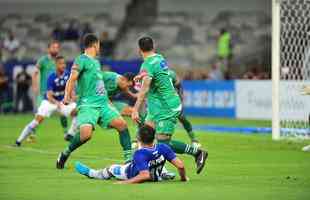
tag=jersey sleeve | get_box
[160,144,177,162]
[140,62,154,78]
[46,74,55,92]
[36,56,44,70]
[133,151,149,172]
[73,56,84,72]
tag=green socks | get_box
[158,139,198,156]
[63,131,86,156]
[60,116,68,133]
[178,114,196,142]
[118,129,133,162]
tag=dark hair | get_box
[138,36,154,52]
[138,125,155,144]
[83,33,99,48]
[48,40,60,48]
[55,55,64,61]
[123,72,135,82]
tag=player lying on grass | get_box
[15,56,77,146]
[56,34,133,169]
[131,36,208,174]
[101,71,136,116]
[75,125,187,183]
[32,40,69,141]
[300,85,310,152]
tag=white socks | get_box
[68,117,77,136]
[89,168,111,180]
[17,120,39,143]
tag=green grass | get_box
[0,114,309,200]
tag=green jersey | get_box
[140,54,181,116]
[74,54,109,108]
[37,55,55,95]
[101,71,121,98]
[168,69,177,86]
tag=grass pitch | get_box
[0,114,309,200]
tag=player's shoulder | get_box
[47,71,57,80]
[156,143,173,152]
[37,55,48,64]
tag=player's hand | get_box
[56,101,63,109]
[300,85,310,95]
[131,109,140,124]
[63,95,70,105]
[133,74,143,82]
[113,181,126,184]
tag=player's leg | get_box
[59,102,78,141]
[59,116,68,135]
[178,111,201,147]
[75,161,114,180]
[113,101,133,116]
[99,104,132,163]
[155,117,208,174]
[56,107,99,169]
[15,100,57,146]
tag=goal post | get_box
[272,0,281,140]
[272,0,310,140]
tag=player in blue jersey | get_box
[75,125,187,183]
[15,56,77,146]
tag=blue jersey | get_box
[126,143,176,181]
[44,70,70,101]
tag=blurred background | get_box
[0,0,271,117]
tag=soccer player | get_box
[131,36,208,174]
[101,71,136,116]
[168,69,201,147]
[15,56,77,146]
[56,34,132,169]
[75,125,187,183]
[32,40,69,139]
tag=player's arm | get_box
[116,170,151,184]
[170,158,187,181]
[46,90,61,107]
[131,76,151,122]
[32,63,40,95]
[64,65,79,104]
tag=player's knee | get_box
[79,125,93,141]
[70,109,77,117]
[35,115,44,123]
[111,118,128,131]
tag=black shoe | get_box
[194,150,208,174]
[56,152,69,169]
[64,134,73,142]
[13,141,21,147]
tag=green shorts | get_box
[112,101,128,113]
[77,103,121,129]
[145,111,180,135]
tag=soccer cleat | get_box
[56,152,69,169]
[64,134,73,142]
[194,150,208,174]
[14,141,21,147]
[302,145,310,152]
[161,171,176,180]
[75,162,90,177]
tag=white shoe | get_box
[302,145,310,152]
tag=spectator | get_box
[208,62,224,80]
[217,28,232,71]
[15,68,33,112]
[100,31,114,58]
[0,64,9,112]
[64,20,79,41]
[3,31,21,61]
[243,66,268,80]
[52,23,65,41]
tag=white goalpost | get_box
[272,0,310,140]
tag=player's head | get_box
[123,72,135,88]
[137,125,155,145]
[83,33,100,55]
[55,55,66,73]
[47,40,61,58]
[138,36,154,55]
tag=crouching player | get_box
[15,56,77,146]
[75,125,187,183]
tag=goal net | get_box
[272,0,310,139]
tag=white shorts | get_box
[108,164,130,180]
[37,100,76,117]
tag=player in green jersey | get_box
[56,34,133,169]
[131,36,208,174]
[168,69,201,147]
[101,71,136,116]
[32,40,69,140]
